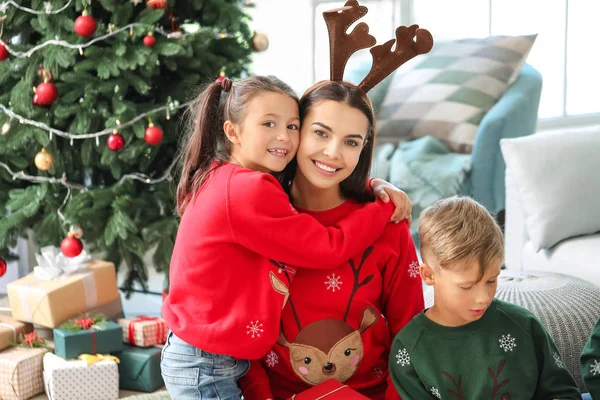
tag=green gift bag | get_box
[113,344,164,392]
[53,317,123,359]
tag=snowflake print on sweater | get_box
[408,261,420,278]
[396,348,410,366]
[430,386,441,399]
[246,320,264,338]
[499,334,517,352]
[372,367,384,379]
[265,351,279,368]
[324,273,343,292]
[591,359,600,376]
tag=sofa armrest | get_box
[469,64,543,213]
[504,169,529,271]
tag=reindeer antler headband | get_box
[323,0,434,93]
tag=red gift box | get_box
[287,379,369,399]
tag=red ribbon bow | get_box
[74,317,97,353]
[75,318,95,330]
[23,332,44,347]
[128,316,166,346]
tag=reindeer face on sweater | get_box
[279,307,377,385]
[278,246,378,385]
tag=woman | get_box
[240,81,425,400]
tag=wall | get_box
[247,0,315,94]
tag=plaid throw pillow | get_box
[377,34,537,153]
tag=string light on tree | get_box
[0,0,73,15]
[34,148,54,171]
[74,10,97,37]
[0,100,191,141]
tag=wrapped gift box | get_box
[53,320,123,360]
[113,344,164,392]
[118,316,167,347]
[0,316,33,351]
[7,259,120,328]
[34,296,124,340]
[287,379,370,400]
[43,352,119,400]
[0,347,48,400]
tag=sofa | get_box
[345,61,543,215]
[500,127,600,389]
[502,127,600,287]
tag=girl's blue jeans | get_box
[161,331,250,400]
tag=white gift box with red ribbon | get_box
[117,316,167,348]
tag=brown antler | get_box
[358,24,434,93]
[323,0,377,81]
[489,360,510,400]
[442,371,465,400]
[343,246,375,321]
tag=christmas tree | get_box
[0,0,254,293]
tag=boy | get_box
[581,317,600,398]
[389,196,580,399]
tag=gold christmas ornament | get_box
[34,147,54,170]
[251,31,269,52]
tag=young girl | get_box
[239,81,424,400]
[161,75,406,400]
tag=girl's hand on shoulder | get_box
[370,178,412,226]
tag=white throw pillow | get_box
[501,129,600,251]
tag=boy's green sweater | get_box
[581,317,600,398]
[389,299,580,399]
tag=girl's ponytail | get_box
[176,81,227,215]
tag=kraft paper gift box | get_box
[113,344,164,392]
[34,296,124,340]
[0,316,33,351]
[6,247,120,328]
[287,379,370,399]
[43,352,119,400]
[117,316,167,347]
[53,318,123,360]
[0,347,48,400]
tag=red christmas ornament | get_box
[143,34,156,47]
[144,123,163,146]
[0,258,6,278]
[33,82,58,106]
[74,15,97,37]
[107,131,125,151]
[61,235,83,258]
[0,41,9,61]
[146,0,167,9]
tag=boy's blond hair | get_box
[419,196,504,278]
